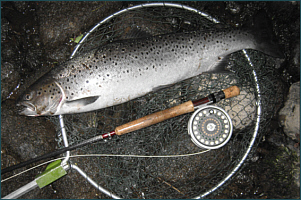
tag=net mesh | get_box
[48,4,284,199]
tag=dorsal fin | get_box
[121,26,153,39]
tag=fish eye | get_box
[24,93,32,100]
[24,91,35,101]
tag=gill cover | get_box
[17,77,63,116]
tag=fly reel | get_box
[188,105,233,149]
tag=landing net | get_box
[49,3,284,198]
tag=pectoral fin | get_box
[152,83,176,92]
[65,96,99,107]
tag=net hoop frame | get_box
[59,3,262,199]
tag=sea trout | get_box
[17,26,283,116]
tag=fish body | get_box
[17,27,282,116]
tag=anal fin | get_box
[204,55,233,74]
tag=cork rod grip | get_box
[223,85,240,99]
[115,101,195,135]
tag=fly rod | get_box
[2,86,239,175]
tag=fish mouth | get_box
[16,102,38,116]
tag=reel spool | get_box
[188,105,233,149]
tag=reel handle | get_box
[223,85,240,99]
[115,85,240,136]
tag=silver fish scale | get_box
[51,29,255,113]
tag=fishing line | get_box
[2,86,239,175]
[1,150,210,183]
[1,157,66,183]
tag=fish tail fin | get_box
[248,10,284,58]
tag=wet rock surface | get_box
[279,81,300,141]
[1,1,299,199]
